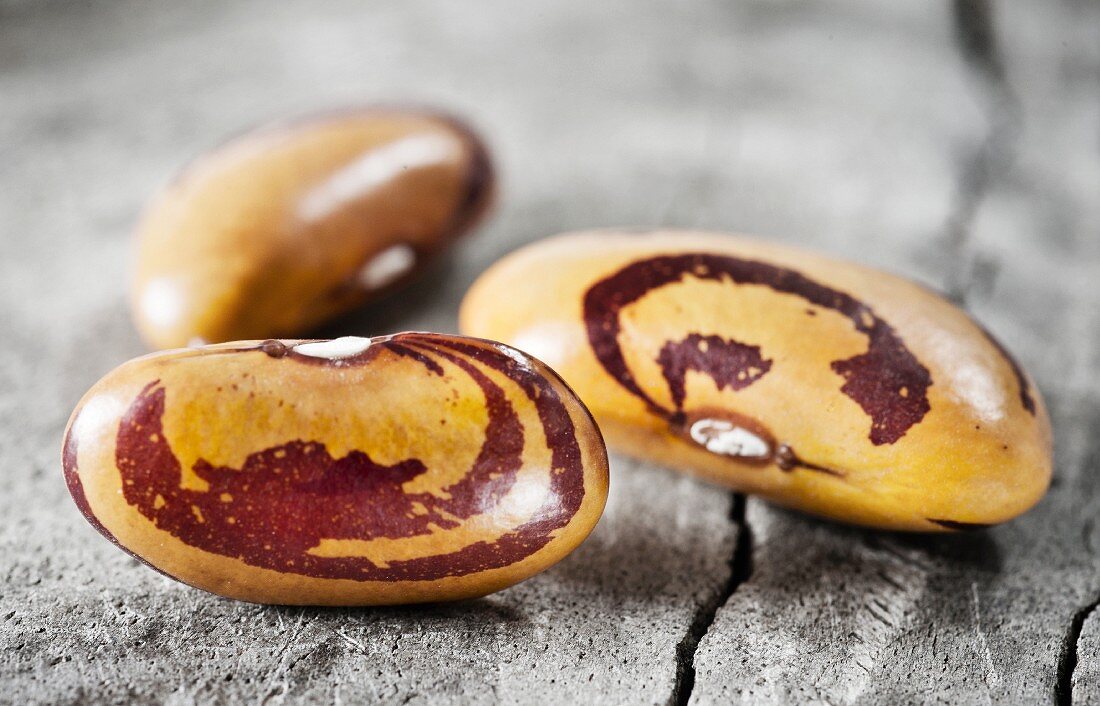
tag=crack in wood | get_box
[670,494,753,706]
[1058,597,1100,706]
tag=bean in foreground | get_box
[63,334,608,605]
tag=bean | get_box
[132,108,493,349]
[62,334,608,605]
[460,230,1052,531]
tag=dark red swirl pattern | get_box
[657,334,772,416]
[583,254,933,445]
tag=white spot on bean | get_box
[510,322,579,367]
[140,278,185,332]
[358,244,417,291]
[496,473,554,527]
[294,336,374,360]
[689,419,771,459]
[72,394,127,446]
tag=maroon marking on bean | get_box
[63,428,120,547]
[657,334,772,418]
[63,423,187,583]
[441,113,495,239]
[583,254,932,445]
[413,336,589,530]
[927,518,994,531]
[975,324,1035,415]
[382,341,445,376]
[775,444,846,478]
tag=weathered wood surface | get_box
[0,0,1095,704]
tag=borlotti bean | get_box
[460,230,1052,531]
[132,108,493,349]
[62,334,608,605]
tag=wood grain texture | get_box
[0,0,1094,703]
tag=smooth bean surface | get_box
[460,230,1052,531]
[132,108,493,349]
[63,334,608,605]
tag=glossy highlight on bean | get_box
[460,230,1053,531]
[131,107,494,349]
[62,334,608,605]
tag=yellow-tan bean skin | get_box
[62,334,608,605]
[459,230,1052,532]
[131,108,493,350]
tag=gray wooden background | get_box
[1,1,1097,704]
